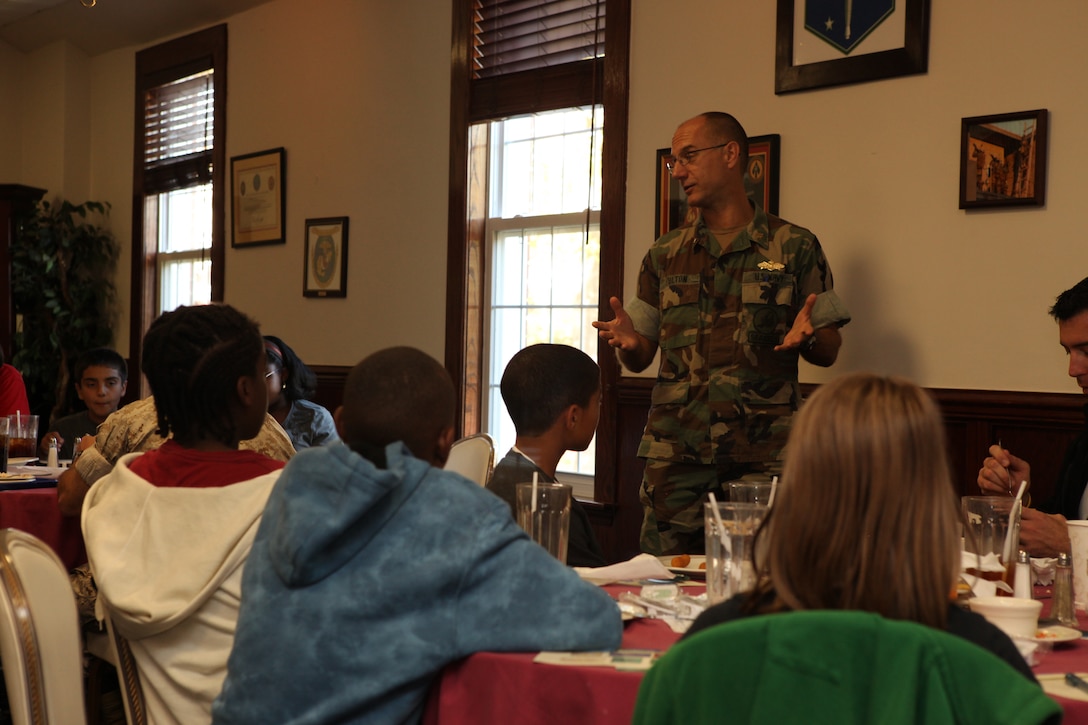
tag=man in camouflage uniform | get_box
[594,112,850,554]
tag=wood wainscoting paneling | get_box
[309,365,351,419]
[590,378,1086,564]
[301,367,1086,566]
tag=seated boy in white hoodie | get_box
[82,303,285,725]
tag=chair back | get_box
[105,613,147,725]
[633,610,1062,725]
[444,433,495,486]
[0,529,87,725]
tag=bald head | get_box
[337,347,455,465]
[696,111,749,170]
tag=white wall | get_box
[6,0,1088,395]
[628,2,1088,394]
[72,0,452,364]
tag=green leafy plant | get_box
[11,199,120,421]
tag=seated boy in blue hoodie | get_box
[213,346,621,725]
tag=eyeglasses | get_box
[265,368,281,379]
[664,143,729,173]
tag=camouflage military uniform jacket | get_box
[632,203,848,465]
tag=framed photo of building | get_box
[303,217,348,297]
[959,109,1048,210]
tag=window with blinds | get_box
[142,70,214,193]
[473,0,605,78]
[130,25,226,394]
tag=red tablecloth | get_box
[0,486,86,570]
[423,584,1088,725]
[423,583,684,725]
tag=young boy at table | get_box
[212,346,621,725]
[39,347,128,460]
[82,304,286,725]
[486,343,608,567]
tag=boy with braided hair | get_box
[82,303,285,725]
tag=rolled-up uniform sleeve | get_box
[627,296,661,343]
[810,289,851,330]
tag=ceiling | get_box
[0,0,275,56]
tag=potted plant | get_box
[11,198,119,422]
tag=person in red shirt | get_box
[0,345,30,417]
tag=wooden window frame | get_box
[447,0,630,504]
[129,24,227,397]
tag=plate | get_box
[1035,626,1082,644]
[8,457,38,466]
[0,474,35,483]
[657,555,707,578]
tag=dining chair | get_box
[104,612,147,725]
[0,528,87,725]
[444,433,495,487]
[633,609,1062,725]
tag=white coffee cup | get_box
[968,596,1042,639]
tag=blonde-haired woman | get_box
[683,372,1035,680]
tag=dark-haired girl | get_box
[263,335,338,449]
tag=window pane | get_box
[155,184,212,312]
[493,106,602,219]
[485,106,602,478]
[158,255,211,314]
[158,184,212,253]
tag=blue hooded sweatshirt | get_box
[212,442,622,724]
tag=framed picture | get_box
[747,134,781,217]
[959,110,1048,210]
[775,0,930,94]
[303,217,349,298]
[654,134,781,238]
[231,147,286,247]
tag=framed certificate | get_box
[231,147,286,247]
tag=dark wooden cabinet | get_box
[0,184,46,361]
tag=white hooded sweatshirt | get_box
[82,451,279,725]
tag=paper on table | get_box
[533,649,661,671]
[960,550,1012,598]
[574,553,673,585]
[1032,557,1057,586]
[1038,673,1088,702]
[7,464,64,479]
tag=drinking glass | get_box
[0,418,9,473]
[961,495,1022,593]
[727,480,775,505]
[705,501,767,605]
[5,414,38,460]
[515,482,572,564]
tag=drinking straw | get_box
[1001,480,1029,564]
[768,476,778,508]
[707,491,727,548]
[531,472,538,514]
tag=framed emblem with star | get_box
[775,0,930,94]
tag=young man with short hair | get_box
[41,347,128,460]
[486,343,608,567]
